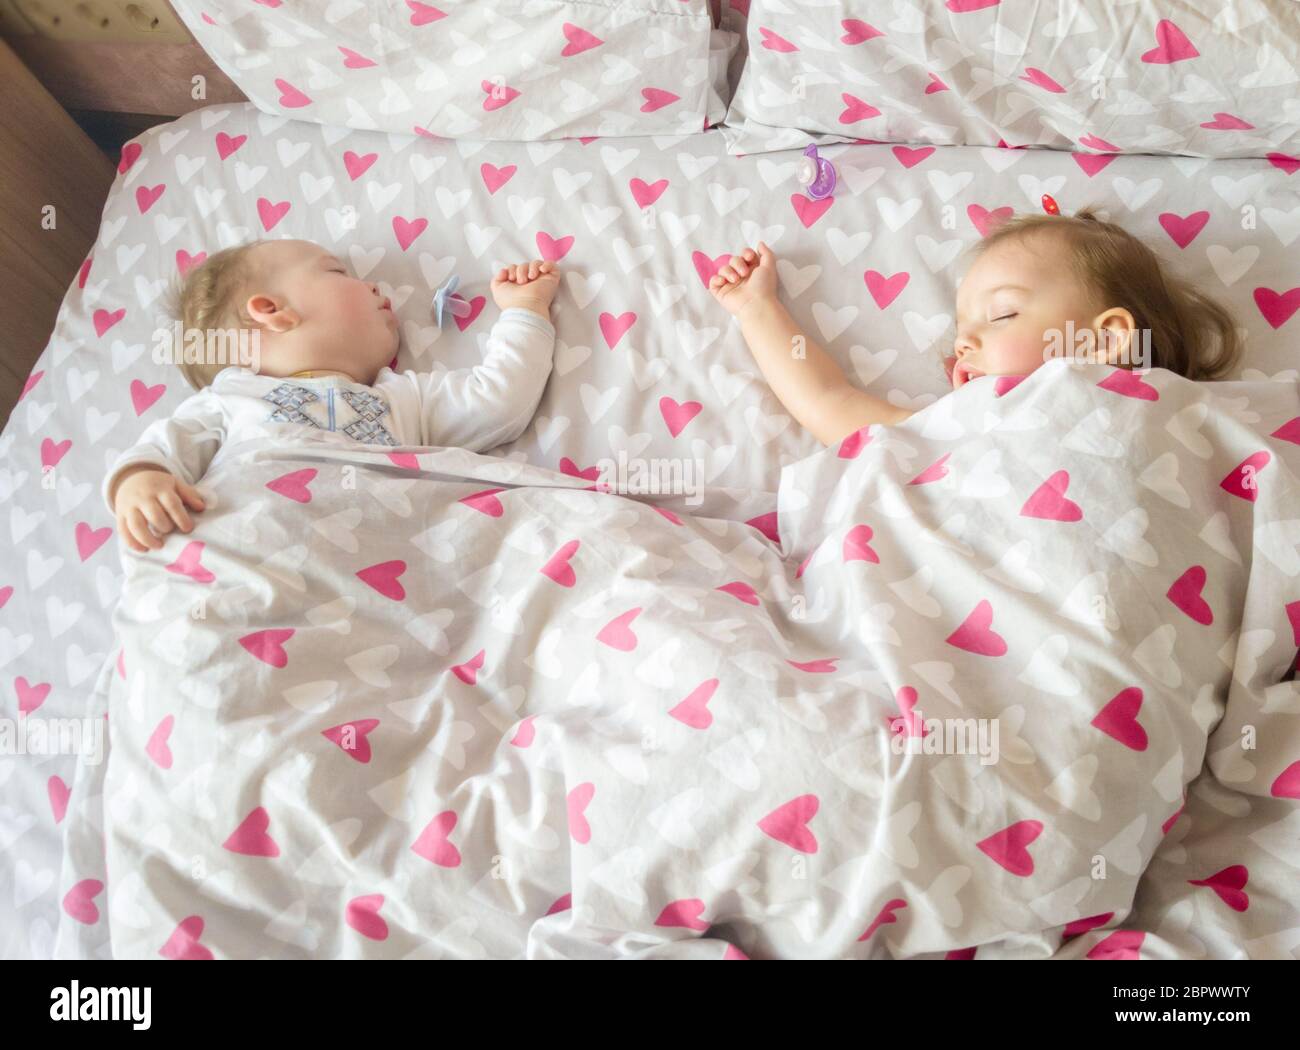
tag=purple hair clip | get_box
[796,144,837,200]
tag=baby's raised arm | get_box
[410,260,560,451]
[710,243,914,445]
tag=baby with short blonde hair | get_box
[108,238,560,553]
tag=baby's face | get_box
[951,232,1102,390]
[249,239,399,375]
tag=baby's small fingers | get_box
[117,515,145,553]
[528,260,541,278]
[742,248,758,262]
[129,508,162,551]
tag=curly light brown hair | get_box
[165,240,267,390]
[952,207,1242,382]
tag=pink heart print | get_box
[908,453,952,485]
[1254,286,1300,329]
[459,488,505,516]
[1219,451,1270,502]
[717,581,760,605]
[356,559,407,601]
[338,46,377,70]
[540,540,581,587]
[1188,865,1250,912]
[266,467,317,502]
[1091,687,1149,751]
[274,78,312,108]
[1087,930,1145,960]
[159,916,214,960]
[859,898,907,941]
[345,895,390,940]
[653,395,703,441]
[567,783,595,843]
[842,524,880,563]
[656,899,710,931]
[758,794,820,853]
[76,522,112,561]
[791,193,834,228]
[561,22,604,56]
[322,719,379,763]
[787,658,838,673]
[1140,19,1200,64]
[977,820,1043,876]
[62,879,104,925]
[1097,369,1159,401]
[16,676,51,716]
[598,311,637,348]
[596,607,642,650]
[411,810,462,867]
[223,806,280,857]
[239,628,294,667]
[1166,566,1213,625]
[48,775,70,824]
[864,269,909,309]
[945,599,1008,657]
[145,714,174,769]
[668,679,719,729]
[451,649,486,685]
[166,541,215,584]
[1020,470,1083,521]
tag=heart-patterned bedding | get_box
[2,99,1298,958]
[168,0,736,140]
[721,0,1300,159]
[46,360,1300,959]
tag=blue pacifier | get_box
[796,144,837,200]
[432,273,473,327]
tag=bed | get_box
[1,0,1297,960]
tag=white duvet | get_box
[53,361,1300,958]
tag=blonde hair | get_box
[166,240,266,390]
[964,207,1243,380]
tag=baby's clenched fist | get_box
[112,465,206,552]
[491,259,560,318]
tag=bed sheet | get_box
[1,100,1297,958]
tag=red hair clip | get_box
[1041,194,1061,215]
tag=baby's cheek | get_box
[1010,332,1052,372]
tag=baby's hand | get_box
[112,466,206,552]
[708,241,778,318]
[491,259,560,317]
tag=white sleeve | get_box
[101,388,227,514]
[417,307,556,451]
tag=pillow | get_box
[172,0,737,139]
[721,0,1300,159]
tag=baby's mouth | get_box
[954,362,985,387]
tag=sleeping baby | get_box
[708,207,1242,444]
[105,238,560,552]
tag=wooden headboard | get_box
[2,1,246,156]
[0,4,247,425]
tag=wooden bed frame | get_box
[0,4,244,428]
